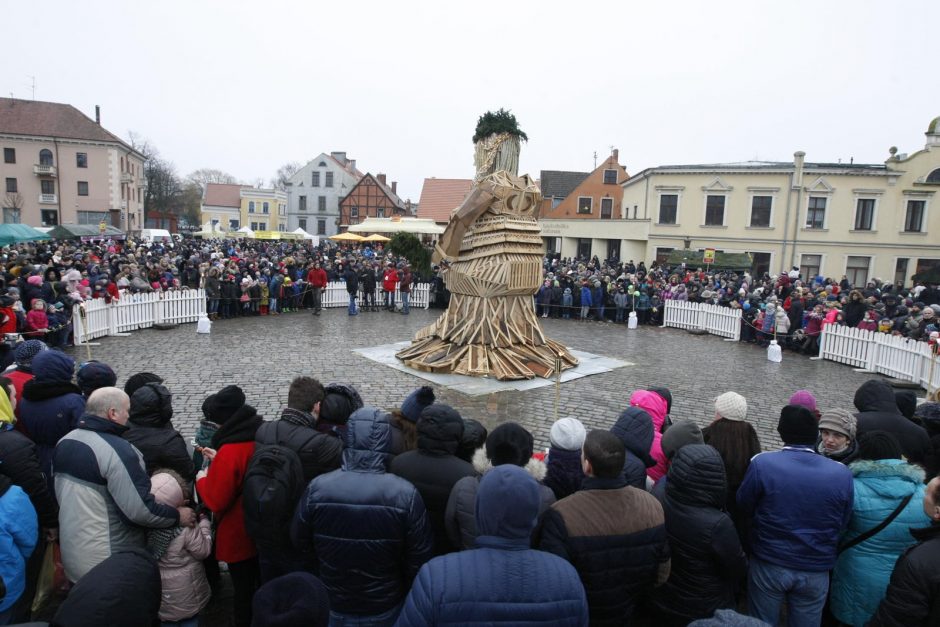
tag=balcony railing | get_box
[39,193,57,204]
[33,164,57,177]
[120,172,134,183]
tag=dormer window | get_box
[927,168,940,184]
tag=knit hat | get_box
[457,419,488,464]
[857,430,903,461]
[777,405,818,445]
[14,339,48,368]
[124,372,163,398]
[715,392,747,422]
[149,472,184,508]
[788,390,817,413]
[251,572,330,627]
[205,385,246,424]
[76,361,118,396]
[661,419,704,460]
[550,417,587,451]
[486,422,534,466]
[319,384,363,425]
[817,408,856,440]
[400,385,435,423]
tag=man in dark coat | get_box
[868,475,940,626]
[397,465,588,626]
[854,379,931,466]
[390,403,476,555]
[122,383,194,481]
[537,430,670,626]
[342,264,359,316]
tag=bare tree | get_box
[2,192,23,222]
[271,161,301,190]
[186,168,238,191]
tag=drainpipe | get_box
[54,138,62,224]
[790,151,805,270]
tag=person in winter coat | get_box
[854,378,931,466]
[650,419,705,502]
[914,402,940,479]
[343,265,359,316]
[543,417,587,500]
[398,465,589,626]
[867,475,940,627]
[537,430,670,626]
[579,281,592,321]
[817,408,860,465]
[390,403,476,555]
[123,383,194,482]
[650,445,746,626]
[830,431,930,627]
[195,385,263,627]
[610,406,657,489]
[4,339,46,422]
[628,390,669,481]
[18,350,86,495]
[843,289,867,327]
[444,422,555,551]
[148,471,212,627]
[75,360,117,399]
[251,571,331,627]
[291,407,433,625]
[382,263,399,311]
[562,286,573,319]
[455,418,487,464]
[0,473,37,625]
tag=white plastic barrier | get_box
[819,324,940,391]
[72,289,207,345]
[320,282,430,310]
[662,300,741,341]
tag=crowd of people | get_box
[0,333,938,626]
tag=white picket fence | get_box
[73,289,207,345]
[819,324,940,391]
[319,282,430,310]
[662,300,742,341]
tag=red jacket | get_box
[383,269,399,292]
[306,267,328,289]
[196,441,256,563]
[6,368,33,423]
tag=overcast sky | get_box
[4,0,937,202]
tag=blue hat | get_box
[14,339,48,368]
[77,361,117,396]
[400,386,435,423]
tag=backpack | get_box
[242,424,305,552]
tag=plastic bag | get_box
[31,541,70,614]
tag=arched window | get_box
[927,168,940,184]
[318,161,327,167]
[39,149,53,166]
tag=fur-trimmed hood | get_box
[472,447,546,482]
[848,458,926,483]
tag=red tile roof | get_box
[417,178,473,223]
[0,98,138,151]
[204,183,244,208]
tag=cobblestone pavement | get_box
[66,307,895,452]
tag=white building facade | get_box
[285,151,362,235]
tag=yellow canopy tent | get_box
[329,232,366,242]
[362,233,391,242]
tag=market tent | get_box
[0,224,51,247]
[48,223,126,240]
[362,233,391,242]
[292,227,318,240]
[329,232,365,242]
[347,217,444,235]
[234,226,255,238]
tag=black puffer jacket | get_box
[290,407,434,616]
[0,427,58,528]
[389,404,476,554]
[610,407,655,489]
[868,523,940,626]
[651,444,746,625]
[122,383,194,481]
[854,379,930,466]
[255,407,343,483]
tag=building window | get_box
[350,206,359,218]
[299,218,307,230]
[704,195,725,226]
[39,149,53,166]
[279,203,286,216]
[854,198,876,230]
[551,197,562,209]
[846,256,870,287]
[2,148,14,164]
[251,222,258,231]
[248,201,255,213]
[750,196,772,228]
[40,210,57,226]
[806,196,826,229]
[40,180,55,195]
[77,211,108,225]
[603,169,617,185]
[262,202,269,214]
[377,207,385,218]
[318,161,327,167]
[926,168,940,184]
[311,172,320,187]
[577,238,592,259]
[658,194,678,224]
[895,258,909,287]
[325,172,334,188]
[298,196,307,211]
[600,197,613,219]
[800,254,822,279]
[904,200,925,232]
[655,247,674,264]
[76,152,87,168]
[318,196,326,211]
[317,219,326,235]
[278,224,285,232]
[229,219,239,230]
[2,208,21,224]
[77,181,89,196]
[4,178,16,193]
[577,197,592,214]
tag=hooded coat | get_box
[544,445,585,501]
[629,390,669,480]
[0,475,37,613]
[255,407,343,484]
[854,379,931,466]
[390,405,476,554]
[868,523,940,627]
[610,407,656,489]
[123,383,194,481]
[651,445,746,625]
[397,465,589,626]
[830,459,929,627]
[290,407,433,617]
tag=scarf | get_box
[210,404,263,449]
[147,526,183,560]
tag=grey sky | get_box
[4,0,937,203]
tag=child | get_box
[562,287,573,319]
[148,470,212,627]
[24,299,49,338]
[0,296,16,337]
[259,281,269,316]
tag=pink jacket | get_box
[628,390,669,481]
[157,518,213,622]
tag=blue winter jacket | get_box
[610,407,656,489]
[830,459,929,626]
[737,446,853,571]
[0,478,38,612]
[580,286,592,307]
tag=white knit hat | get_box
[715,392,748,422]
[550,417,587,451]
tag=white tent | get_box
[235,226,255,238]
[291,228,319,245]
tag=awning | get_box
[0,224,51,246]
[329,232,365,242]
[48,223,126,240]
[347,217,444,235]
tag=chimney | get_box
[793,151,806,188]
[347,159,356,172]
[330,151,347,164]
[612,148,619,162]
[95,105,100,125]
[391,181,397,194]
[377,173,387,187]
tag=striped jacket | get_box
[53,414,179,582]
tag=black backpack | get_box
[242,423,305,552]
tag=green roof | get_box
[929,116,940,135]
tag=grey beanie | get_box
[661,419,705,460]
[818,408,857,441]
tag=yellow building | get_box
[620,116,940,285]
[240,187,288,232]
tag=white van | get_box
[139,228,173,242]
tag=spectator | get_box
[123,382,195,481]
[3,339,47,420]
[251,572,331,627]
[854,379,931,467]
[543,417,587,500]
[75,360,117,399]
[628,389,670,481]
[455,418,488,464]
[816,408,860,465]
[650,418,705,501]
[0,472,37,625]
[610,406,656,489]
